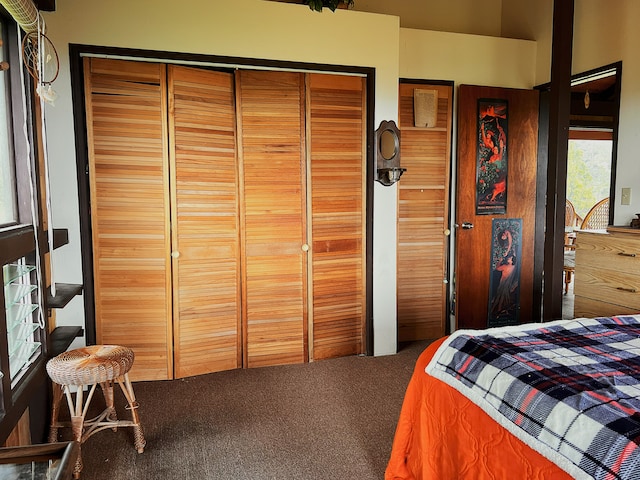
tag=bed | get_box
[385,315,640,480]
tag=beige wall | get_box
[501,0,553,86]
[355,0,503,36]
[400,28,537,87]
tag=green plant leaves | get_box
[303,0,354,12]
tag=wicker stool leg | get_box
[70,414,84,479]
[117,373,146,453]
[48,382,63,443]
[68,386,87,479]
[100,380,118,425]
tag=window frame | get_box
[0,8,48,444]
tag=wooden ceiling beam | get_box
[33,0,55,12]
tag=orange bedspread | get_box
[385,338,573,480]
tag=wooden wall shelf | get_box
[47,283,83,309]
[49,326,84,358]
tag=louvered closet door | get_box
[236,70,308,368]
[397,82,453,341]
[307,73,366,360]
[168,66,241,378]
[84,58,172,381]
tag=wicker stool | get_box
[46,345,146,478]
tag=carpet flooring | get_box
[72,340,431,480]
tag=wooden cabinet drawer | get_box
[576,232,640,276]
[574,265,640,310]
[574,295,640,318]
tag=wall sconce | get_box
[375,120,405,186]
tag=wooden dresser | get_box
[574,226,640,318]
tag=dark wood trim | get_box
[0,11,50,446]
[533,90,550,323]
[365,71,375,356]
[68,45,95,345]
[608,61,622,226]
[542,0,574,322]
[33,0,56,11]
[0,226,36,264]
[569,129,613,141]
[0,357,46,443]
[70,43,378,355]
[5,18,38,228]
[399,77,454,87]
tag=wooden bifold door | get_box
[83,58,366,381]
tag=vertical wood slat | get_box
[308,73,366,360]
[236,70,308,368]
[168,66,240,378]
[397,82,453,341]
[85,57,173,381]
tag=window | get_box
[0,20,18,226]
[567,137,613,221]
[0,9,47,442]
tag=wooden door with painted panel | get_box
[236,70,308,368]
[168,65,241,378]
[397,81,453,341]
[307,73,366,360]
[455,85,539,330]
[84,57,173,381]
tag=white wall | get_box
[573,0,640,226]
[42,0,401,355]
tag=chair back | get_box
[565,200,577,228]
[580,197,609,230]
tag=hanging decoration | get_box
[21,30,59,104]
[475,98,508,215]
[487,218,522,328]
[413,88,438,128]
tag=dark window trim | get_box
[0,10,47,444]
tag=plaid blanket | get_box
[426,316,640,480]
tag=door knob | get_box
[171,251,180,258]
[301,244,309,252]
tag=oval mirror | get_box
[380,129,398,160]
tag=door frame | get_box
[535,61,622,321]
[69,44,377,355]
